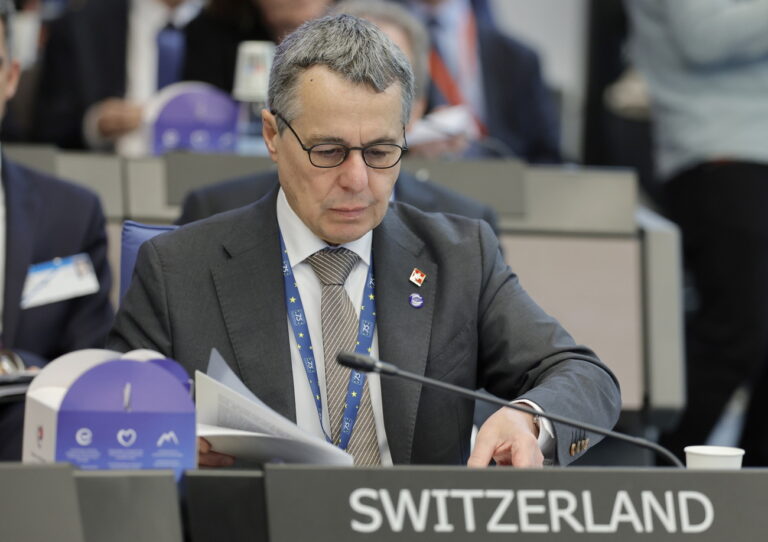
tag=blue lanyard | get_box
[280,234,377,451]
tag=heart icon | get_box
[117,428,137,447]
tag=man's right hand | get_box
[94,98,143,140]
[467,407,544,468]
[198,437,235,468]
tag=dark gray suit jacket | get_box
[176,169,499,234]
[109,188,620,465]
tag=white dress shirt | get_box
[276,189,394,465]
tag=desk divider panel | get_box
[183,469,268,542]
[0,463,85,542]
[164,152,275,205]
[636,208,685,428]
[4,144,59,176]
[74,470,183,542]
[124,157,177,221]
[506,166,637,234]
[402,158,526,218]
[56,152,125,220]
[501,233,644,411]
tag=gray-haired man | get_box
[110,14,620,467]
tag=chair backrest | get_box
[120,221,177,300]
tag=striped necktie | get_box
[306,248,381,466]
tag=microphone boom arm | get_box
[338,352,683,468]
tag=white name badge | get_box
[21,253,100,309]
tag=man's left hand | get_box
[467,407,544,468]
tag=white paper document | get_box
[195,349,352,466]
[197,423,352,466]
[406,104,479,145]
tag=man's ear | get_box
[262,109,280,161]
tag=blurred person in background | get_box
[184,0,334,94]
[338,0,467,158]
[581,0,656,207]
[31,0,203,153]
[1,0,68,141]
[626,0,768,465]
[396,0,561,161]
[0,0,113,460]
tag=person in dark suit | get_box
[397,0,561,162]
[0,1,114,460]
[110,14,619,467]
[475,16,561,162]
[32,0,203,152]
[184,0,333,93]
[182,0,271,94]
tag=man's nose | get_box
[337,149,370,191]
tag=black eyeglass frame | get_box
[273,112,408,169]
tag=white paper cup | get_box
[684,445,745,469]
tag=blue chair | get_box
[120,220,177,300]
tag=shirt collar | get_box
[276,188,372,268]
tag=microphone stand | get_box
[338,352,684,468]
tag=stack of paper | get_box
[196,350,352,466]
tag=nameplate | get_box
[264,466,768,541]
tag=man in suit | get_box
[177,0,499,232]
[398,0,561,162]
[32,0,203,153]
[0,1,114,460]
[110,14,620,467]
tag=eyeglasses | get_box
[274,112,408,169]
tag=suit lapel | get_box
[2,160,37,347]
[210,189,296,421]
[374,208,437,464]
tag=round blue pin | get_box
[409,293,424,308]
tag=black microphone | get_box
[337,351,684,468]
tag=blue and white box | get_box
[22,349,196,476]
